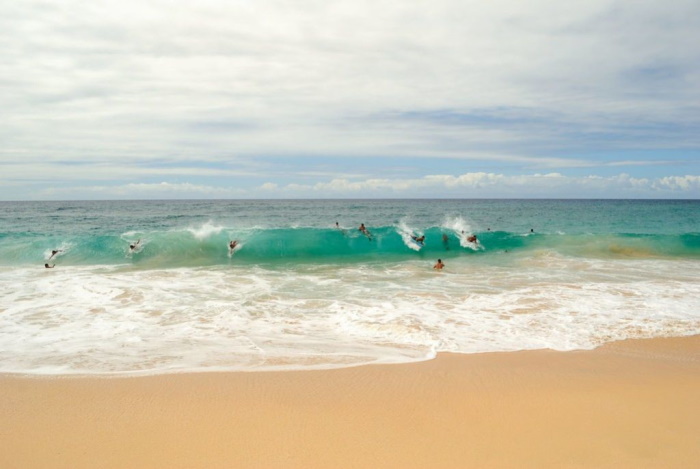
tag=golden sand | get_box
[1,335,699,468]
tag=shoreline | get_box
[2,335,699,468]
[1,334,699,379]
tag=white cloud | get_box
[654,175,700,191]
[0,0,698,201]
[1,0,699,167]
[0,162,260,182]
[38,182,245,199]
[257,172,695,198]
[12,172,698,200]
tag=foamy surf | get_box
[44,242,72,261]
[187,221,224,240]
[441,216,481,249]
[1,199,699,376]
[1,254,698,376]
[396,219,423,251]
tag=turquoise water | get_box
[0,199,699,375]
[1,199,699,266]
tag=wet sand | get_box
[1,335,699,468]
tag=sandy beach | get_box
[1,335,699,469]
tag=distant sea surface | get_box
[1,199,699,375]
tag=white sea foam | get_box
[441,216,481,249]
[0,256,699,376]
[396,219,422,251]
[44,242,72,261]
[187,221,223,240]
[441,215,474,234]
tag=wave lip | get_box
[187,221,224,240]
[396,219,423,251]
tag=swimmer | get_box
[442,233,449,249]
[359,223,372,239]
[229,240,239,254]
[530,228,534,233]
[129,239,141,251]
[411,235,425,244]
[48,249,62,260]
[335,221,348,235]
[44,263,55,269]
[433,259,445,270]
[467,234,478,244]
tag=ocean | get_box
[1,199,699,375]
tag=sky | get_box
[1,0,699,200]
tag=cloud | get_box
[2,2,699,157]
[38,182,245,199]
[12,172,698,200]
[0,1,698,199]
[257,172,697,198]
[654,175,700,191]
[0,162,261,182]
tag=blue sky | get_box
[1,0,699,199]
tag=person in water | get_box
[467,234,478,244]
[48,249,62,260]
[412,235,425,244]
[359,223,371,238]
[229,240,239,252]
[335,221,349,235]
[129,239,140,251]
[442,234,449,249]
[433,259,445,270]
[44,263,55,268]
